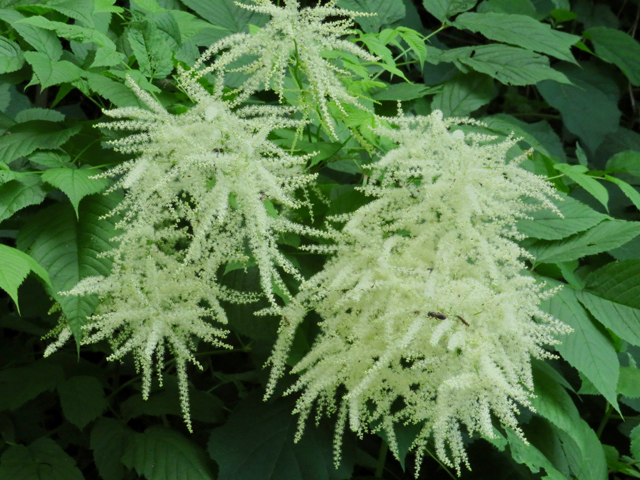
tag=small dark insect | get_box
[428,311,447,320]
[282,316,290,326]
[456,315,469,326]
[413,311,421,315]
[427,268,434,272]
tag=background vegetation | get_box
[1,0,640,479]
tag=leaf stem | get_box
[375,439,388,478]
[596,402,613,438]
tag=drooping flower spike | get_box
[44,76,326,430]
[183,0,379,137]
[266,110,571,473]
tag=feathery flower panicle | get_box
[267,110,571,474]
[184,0,378,136]
[44,76,323,429]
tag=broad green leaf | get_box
[11,17,63,60]
[24,51,84,89]
[605,175,640,210]
[516,193,608,241]
[94,0,124,14]
[29,151,70,168]
[0,438,84,480]
[90,418,135,480]
[584,27,640,86]
[31,0,95,26]
[422,0,478,22]
[86,73,141,107]
[428,44,571,85]
[132,0,163,13]
[42,167,109,218]
[482,114,563,159]
[92,47,126,68]
[537,62,621,152]
[576,260,640,346]
[208,394,355,480]
[478,0,537,17]
[524,219,640,264]
[16,195,119,342]
[0,37,24,74]
[577,291,640,347]
[553,164,609,211]
[606,150,640,178]
[573,0,619,30]
[0,121,81,164]
[170,10,218,42]
[454,12,579,63]
[0,244,51,312]
[127,22,174,79]
[179,0,268,33]
[495,428,568,480]
[0,362,65,411]
[57,376,107,429]
[618,367,640,398]
[16,16,116,50]
[0,176,46,223]
[632,425,640,462]
[15,108,64,123]
[539,279,619,411]
[398,27,427,66]
[122,426,215,480]
[337,0,406,32]
[0,83,10,112]
[557,420,607,480]
[431,71,494,117]
[530,360,585,454]
[370,83,440,101]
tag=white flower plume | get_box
[183,0,378,136]
[266,110,571,474]
[44,76,323,429]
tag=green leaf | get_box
[557,420,607,480]
[0,121,81,164]
[429,44,571,85]
[0,361,65,411]
[605,175,640,211]
[42,167,109,218]
[16,195,119,343]
[12,18,63,61]
[0,438,84,480]
[337,0,406,32]
[179,0,268,33]
[530,360,585,455]
[92,47,126,68]
[422,0,478,22]
[454,12,579,63]
[86,73,141,107]
[539,280,619,411]
[57,376,107,430]
[208,394,355,480]
[606,150,640,178]
[16,16,116,50]
[15,108,65,123]
[127,22,174,79]
[431,71,494,117]
[617,367,640,398]
[94,0,124,14]
[122,426,215,480]
[524,219,640,264]
[370,83,439,101]
[516,193,608,241]
[584,27,640,86]
[0,177,46,224]
[29,151,70,169]
[553,163,609,211]
[132,0,163,13]
[0,37,24,74]
[90,418,135,480]
[479,0,537,17]
[0,244,51,312]
[24,51,84,89]
[632,425,640,462]
[537,62,621,152]
[577,260,640,346]
[496,428,568,480]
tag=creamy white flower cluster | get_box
[267,111,570,473]
[186,0,378,136]
[45,76,320,430]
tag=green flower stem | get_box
[375,439,388,478]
